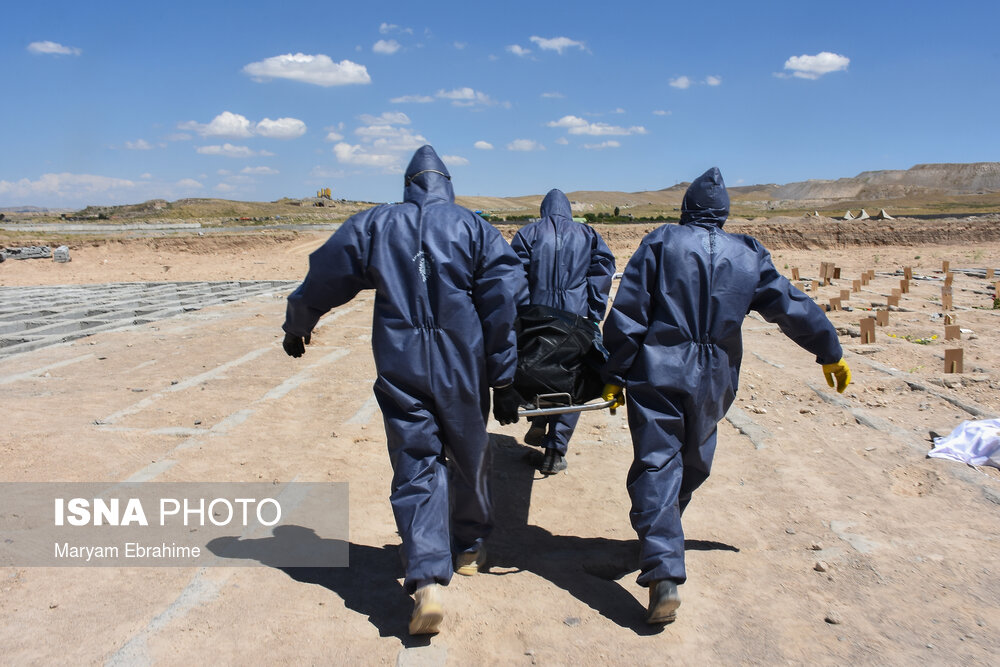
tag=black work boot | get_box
[646,579,681,624]
[538,448,567,475]
[524,421,546,447]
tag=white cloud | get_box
[255,117,307,139]
[706,75,722,86]
[442,155,469,166]
[196,143,265,158]
[125,139,154,150]
[454,42,467,50]
[325,130,344,141]
[436,87,495,107]
[613,107,626,114]
[176,178,203,189]
[27,41,81,56]
[359,112,410,125]
[529,36,585,54]
[669,76,692,89]
[166,132,192,142]
[379,22,412,35]
[373,39,401,55]
[182,112,306,139]
[547,115,647,136]
[310,166,347,179]
[140,173,152,179]
[241,166,279,175]
[333,142,398,167]
[783,52,850,79]
[243,53,371,86]
[215,182,237,193]
[0,172,134,201]
[474,141,494,150]
[652,109,671,116]
[555,137,569,145]
[180,111,253,138]
[541,92,565,99]
[507,44,531,57]
[507,139,544,152]
[582,141,621,150]
[390,94,435,103]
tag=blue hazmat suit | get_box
[283,145,528,593]
[510,189,616,454]
[601,167,843,586]
[510,189,615,456]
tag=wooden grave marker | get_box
[834,267,842,279]
[986,268,994,280]
[944,272,954,286]
[944,314,955,325]
[942,260,950,273]
[852,279,861,293]
[945,325,961,340]
[944,348,963,374]
[900,279,909,294]
[828,297,842,311]
[791,267,800,281]
[887,292,900,307]
[876,309,889,326]
[904,266,913,280]
[811,280,819,292]
[942,294,953,310]
[860,317,876,344]
[840,289,851,302]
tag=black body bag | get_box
[513,304,608,407]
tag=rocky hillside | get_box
[773,162,1000,201]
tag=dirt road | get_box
[2,224,999,665]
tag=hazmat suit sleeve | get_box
[749,243,842,365]
[283,213,375,337]
[473,226,529,387]
[585,229,616,322]
[509,229,533,309]
[601,240,656,386]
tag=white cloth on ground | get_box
[928,418,1000,469]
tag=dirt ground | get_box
[2,221,1000,665]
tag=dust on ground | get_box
[2,222,999,665]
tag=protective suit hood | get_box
[404,145,454,205]
[540,188,573,222]
[680,167,729,227]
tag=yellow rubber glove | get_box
[602,383,625,410]
[822,358,852,393]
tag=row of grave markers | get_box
[789,259,973,374]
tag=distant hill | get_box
[771,162,1000,201]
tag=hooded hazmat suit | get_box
[283,145,528,593]
[602,167,842,586]
[510,189,616,455]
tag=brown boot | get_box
[646,579,681,624]
[409,583,444,635]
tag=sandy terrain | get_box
[2,222,999,665]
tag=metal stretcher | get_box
[519,392,616,417]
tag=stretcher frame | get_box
[518,392,616,417]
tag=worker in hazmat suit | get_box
[282,145,528,635]
[510,189,616,474]
[600,167,851,625]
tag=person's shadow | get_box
[206,527,420,644]
[205,433,741,640]
[487,435,739,634]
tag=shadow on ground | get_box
[206,432,740,640]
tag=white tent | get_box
[856,209,871,220]
[873,209,895,220]
[842,210,855,220]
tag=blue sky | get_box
[2,0,998,209]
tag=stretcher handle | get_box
[519,392,617,417]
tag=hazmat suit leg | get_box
[678,426,717,515]
[375,378,454,594]
[440,393,494,554]
[626,389,689,586]
[543,412,581,456]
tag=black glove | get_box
[282,332,311,358]
[492,384,522,425]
